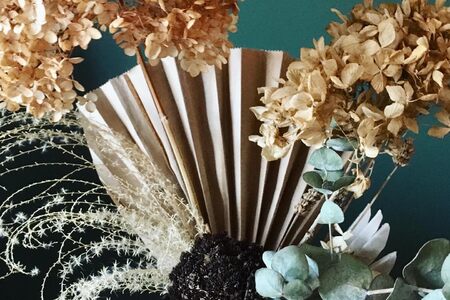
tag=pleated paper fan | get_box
[80,48,353,249]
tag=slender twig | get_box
[328,224,333,255]
[367,287,434,296]
[369,165,399,206]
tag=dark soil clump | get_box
[168,233,265,300]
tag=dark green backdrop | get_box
[74,0,450,275]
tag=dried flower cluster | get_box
[0,0,238,120]
[0,0,101,121]
[108,0,239,76]
[251,0,450,197]
[0,110,206,299]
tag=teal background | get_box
[74,0,450,274]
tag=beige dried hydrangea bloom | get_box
[0,0,238,119]
[251,0,450,165]
[108,0,239,76]
[0,0,103,120]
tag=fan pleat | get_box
[80,48,346,249]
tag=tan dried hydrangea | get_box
[251,0,450,164]
[0,0,104,120]
[108,0,239,76]
[0,0,238,119]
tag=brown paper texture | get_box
[81,48,337,249]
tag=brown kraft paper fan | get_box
[80,48,355,249]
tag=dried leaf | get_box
[402,0,411,16]
[428,126,450,138]
[404,118,419,133]
[378,19,396,48]
[386,85,407,103]
[432,70,444,87]
[387,117,403,135]
[371,73,386,93]
[384,102,405,118]
[361,104,384,121]
[341,63,363,87]
[322,59,338,77]
[436,110,450,127]
[419,94,438,101]
[404,38,428,64]
[362,40,381,56]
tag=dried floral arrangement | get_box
[0,110,206,298]
[0,0,238,120]
[1,109,449,300]
[0,0,449,299]
[251,0,450,199]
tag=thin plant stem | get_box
[349,165,399,232]
[328,224,333,255]
[367,287,434,296]
[369,165,399,206]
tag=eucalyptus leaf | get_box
[271,246,309,282]
[317,170,344,182]
[299,244,333,274]
[255,268,285,298]
[443,282,450,299]
[318,200,345,224]
[422,289,446,300]
[386,278,420,300]
[368,274,395,300]
[332,176,356,191]
[303,171,324,188]
[318,254,372,300]
[308,147,344,171]
[263,251,276,269]
[283,279,313,300]
[316,188,334,195]
[321,181,335,192]
[305,255,320,290]
[441,254,450,284]
[326,138,358,151]
[403,239,450,289]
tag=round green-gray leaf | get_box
[386,278,420,300]
[422,289,446,300]
[318,254,372,300]
[271,245,309,282]
[317,170,344,182]
[368,274,394,300]
[441,254,450,284]
[403,239,450,289]
[263,251,276,269]
[255,268,285,298]
[303,171,323,188]
[326,138,358,151]
[443,282,450,299]
[318,200,344,224]
[283,279,313,300]
[299,244,333,274]
[332,175,356,191]
[308,147,344,171]
[305,255,320,290]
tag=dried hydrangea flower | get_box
[0,0,106,120]
[107,0,239,76]
[0,0,239,119]
[252,0,450,166]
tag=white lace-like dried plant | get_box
[0,110,205,299]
